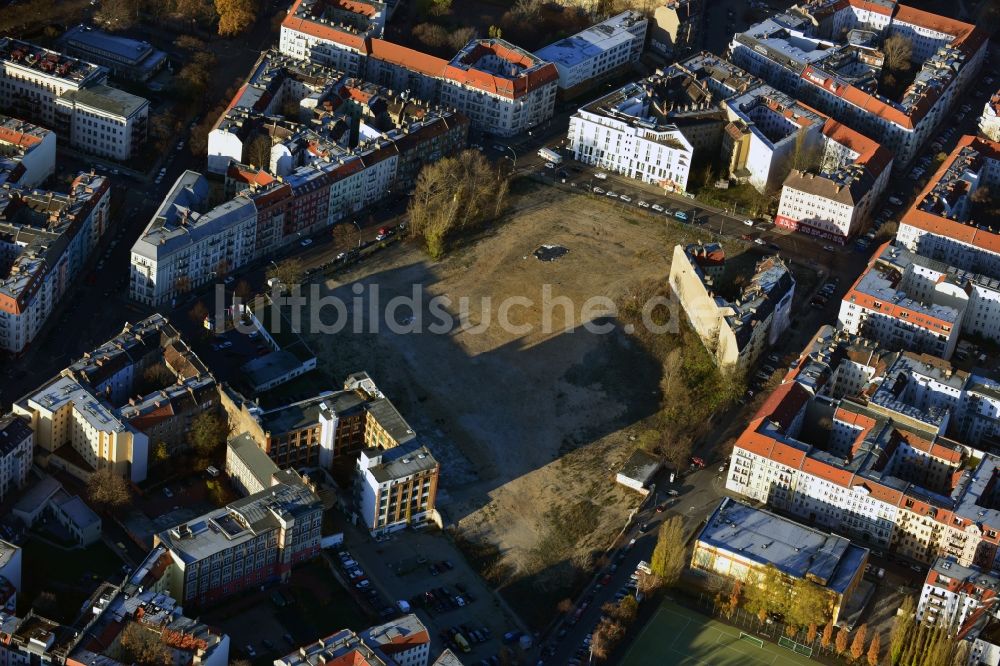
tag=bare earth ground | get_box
[299,187,734,626]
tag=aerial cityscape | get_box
[0,0,998,664]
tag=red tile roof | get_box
[900,136,1000,255]
[0,125,44,148]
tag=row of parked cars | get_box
[439,623,492,655]
[414,583,474,615]
[809,277,839,308]
[589,185,691,221]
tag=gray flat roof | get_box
[368,444,437,484]
[698,497,867,593]
[59,83,148,118]
[228,432,279,489]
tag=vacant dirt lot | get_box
[299,185,737,626]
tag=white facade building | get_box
[55,83,148,161]
[839,242,965,360]
[729,1,987,172]
[0,416,31,504]
[0,172,110,354]
[279,0,558,137]
[897,136,1000,278]
[724,85,826,193]
[0,37,148,160]
[776,119,893,242]
[917,557,1000,635]
[568,80,694,191]
[129,171,258,307]
[356,445,439,536]
[981,91,1000,142]
[534,12,647,92]
[0,116,55,187]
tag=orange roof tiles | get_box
[822,118,893,176]
[847,0,894,16]
[0,125,44,148]
[754,381,811,431]
[900,136,1000,254]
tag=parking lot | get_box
[338,527,527,664]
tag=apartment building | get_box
[155,469,321,606]
[0,38,148,160]
[55,83,149,161]
[279,0,557,136]
[693,497,868,625]
[129,171,257,307]
[0,538,21,605]
[534,12,647,96]
[0,172,110,354]
[222,371,415,471]
[279,0,391,74]
[650,0,702,58]
[567,78,695,191]
[724,85,827,193]
[916,556,999,635]
[14,314,215,483]
[896,136,1000,278]
[0,115,55,187]
[356,443,439,536]
[656,53,763,161]
[725,326,1000,569]
[729,1,987,171]
[981,91,1000,142]
[670,243,795,373]
[59,25,168,83]
[836,241,1000,359]
[776,119,893,242]
[0,415,31,503]
[275,615,430,666]
[206,50,346,174]
[226,433,281,496]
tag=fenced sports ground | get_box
[621,599,817,666]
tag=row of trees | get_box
[591,596,640,661]
[889,596,968,666]
[408,150,510,259]
[735,564,834,631]
[93,0,256,34]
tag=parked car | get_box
[619,195,632,202]
[744,219,754,226]
[651,203,664,212]
[593,187,605,194]
[300,238,313,247]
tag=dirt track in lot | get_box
[301,184,725,626]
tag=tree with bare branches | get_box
[87,469,132,511]
[883,35,913,72]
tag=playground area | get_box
[622,600,817,666]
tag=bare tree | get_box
[119,622,169,665]
[883,35,913,72]
[87,468,132,511]
[243,134,272,170]
[266,257,305,288]
[408,150,510,259]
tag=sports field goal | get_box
[778,636,814,657]
[739,632,765,648]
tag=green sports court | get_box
[621,600,817,666]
